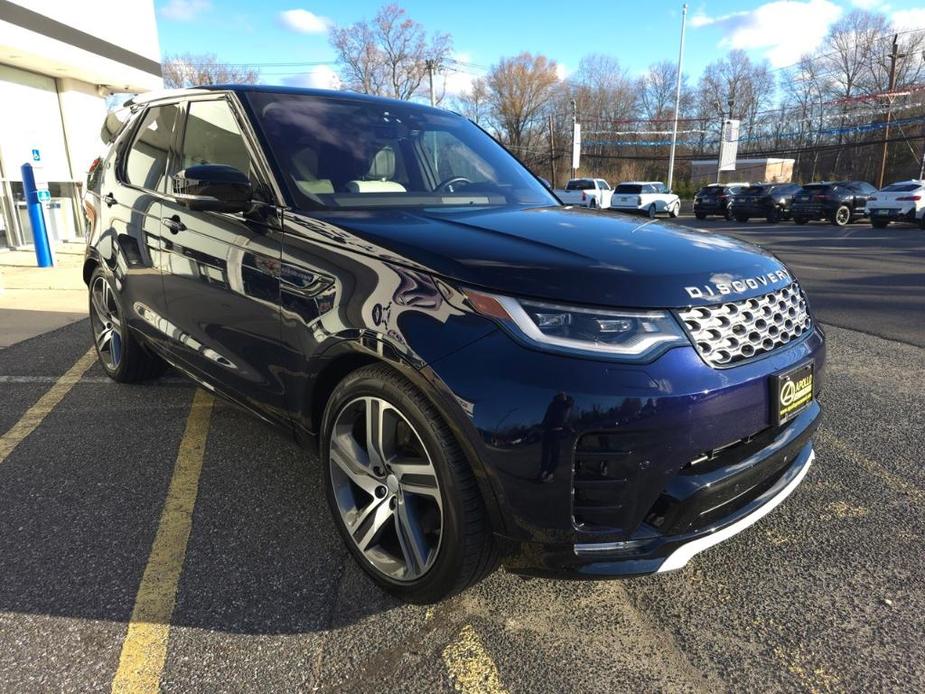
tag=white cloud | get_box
[282,65,341,90]
[278,9,331,34]
[892,8,925,30]
[442,52,479,96]
[159,0,211,21]
[691,0,843,67]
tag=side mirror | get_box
[173,164,252,213]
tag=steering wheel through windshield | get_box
[435,176,472,193]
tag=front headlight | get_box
[458,288,689,360]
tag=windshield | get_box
[245,92,557,209]
[699,186,723,196]
[565,179,595,190]
[742,185,772,195]
[614,184,642,194]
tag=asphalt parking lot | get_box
[1,216,923,693]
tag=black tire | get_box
[321,364,498,603]
[724,207,734,221]
[89,268,166,383]
[668,202,680,218]
[793,216,809,225]
[871,218,889,229]
[588,199,597,209]
[647,204,657,219]
[766,208,780,224]
[831,205,851,227]
[735,215,749,223]
[695,212,706,220]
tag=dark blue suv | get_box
[84,86,825,602]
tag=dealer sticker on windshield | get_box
[771,362,814,425]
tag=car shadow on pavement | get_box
[0,322,402,636]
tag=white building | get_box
[0,0,162,248]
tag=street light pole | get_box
[667,3,688,192]
[426,59,437,107]
[570,98,578,179]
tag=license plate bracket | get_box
[771,361,814,425]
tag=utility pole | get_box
[667,3,688,193]
[877,35,903,189]
[425,59,437,107]
[548,113,557,188]
[570,98,578,179]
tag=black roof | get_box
[198,83,448,113]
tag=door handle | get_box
[103,192,117,207]
[161,215,186,234]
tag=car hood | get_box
[295,205,792,309]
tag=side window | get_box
[124,105,180,191]
[179,100,252,181]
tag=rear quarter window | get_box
[123,104,181,192]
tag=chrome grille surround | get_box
[678,283,811,367]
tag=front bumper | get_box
[424,322,826,577]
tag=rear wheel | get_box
[588,199,597,209]
[89,269,165,382]
[322,365,498,603]
[647,204,656,219]
[724,207,734,221]
[831,205,851,227]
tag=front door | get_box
[160,96,288,421]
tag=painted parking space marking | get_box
[0,375,188,385]
[111,389,214,694]
[0,347,97,464]
[442,623,508,694]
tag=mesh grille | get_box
[678,283,811,367]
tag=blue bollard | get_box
[21,163,54,267]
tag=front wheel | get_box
[831,205,851,227]
[89,268,165,382]
[321,365,498,603]
[647,204,657,219]
[668,202,680,218]
[766,208,780,223]
[724,207,735,221]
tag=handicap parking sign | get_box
[37,190,51,202]
[32,148,41,162]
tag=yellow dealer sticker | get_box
[773,362,814,424]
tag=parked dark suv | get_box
[729,183,803,223]
[84,86,825,602]
[693,183,750,220]
[790,181,877,226]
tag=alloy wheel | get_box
[90,275,123,370]
[329,396,443,582]
[836,207,850,225]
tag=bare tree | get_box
[637,60,691,122]
[454,77,491,125]
[162,53,259,88]
[486,52,560,153]
[329,3,452,100]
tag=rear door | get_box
[107,103,181,351]
[159,95,288,420]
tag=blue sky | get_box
[155,0,925,92]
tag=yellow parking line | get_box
[442,623,508,694]
[0,347,97,464]
[111,389,214,694]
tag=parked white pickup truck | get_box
[555,178,613,209]
[610,181,681,218]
